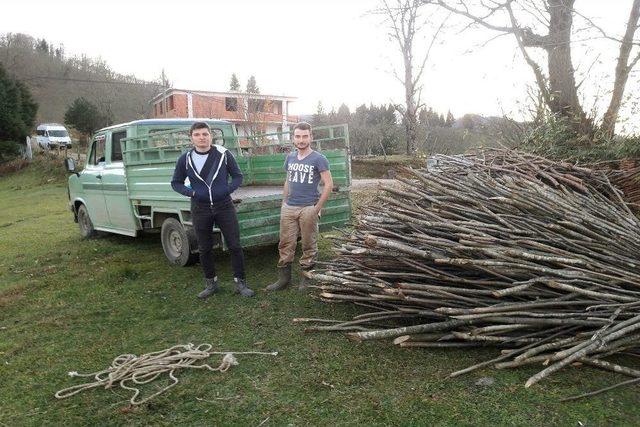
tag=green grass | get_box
[1,162,640,426]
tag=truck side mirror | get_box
[64,157,77,174]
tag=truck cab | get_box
[68,119,236,237]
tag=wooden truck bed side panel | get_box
[126,163,185,203]
[235,189,351,248]
[237,149,350,187]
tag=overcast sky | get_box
[3,0,638,131]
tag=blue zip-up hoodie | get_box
[171,145,243,204]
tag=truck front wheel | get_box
[161,218,198,267]
[77,204,96,238]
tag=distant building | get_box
[150,88,298,141]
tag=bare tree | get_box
[380,0,445,154]
[231,75,268,141]
[224,92,275,146]
[425,0,640,137]
[601,0,640,137]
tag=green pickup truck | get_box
[65,119,351,266]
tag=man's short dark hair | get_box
[293,122,312,133]
[190,121,210,135]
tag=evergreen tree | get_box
[16,80,38,131]
[54,45,64,59]
[313,101,327,126]
[64,97,109,137]
[0,63,38,142]
[0,63,38,161]
[337,103,351,122]
[246,75,259,94]
[418,107,449,127]
[445,110,455,127]
[460,114,475,130]
[383,104,397,124]
[35,38,49,54]
[347,103,401,155]
[418,108,428,126]
[229,73,240,91]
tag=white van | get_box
[36,123,72,149]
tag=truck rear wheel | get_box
[161,218,198,267]
[77,204,96,238]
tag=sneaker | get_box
[198,276,219,299]
[233,278,255,297]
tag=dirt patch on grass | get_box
[0,284,27,307]
[351,187,380,214]
[351,179,403,213]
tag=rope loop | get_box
[55,343,277,405]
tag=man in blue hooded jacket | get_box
[171,122,254,298]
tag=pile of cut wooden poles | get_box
[300,149,640,397]
[600,160,640,210]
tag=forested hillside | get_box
[0,33,161,125]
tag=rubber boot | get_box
[298,265,315,292]
[234,278,255,297]
[198,276,219,299]
[265,264,292,291]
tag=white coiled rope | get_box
[55,343,278,405]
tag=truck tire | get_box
[161,218,198,267]
[77,204,96,238]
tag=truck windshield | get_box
[48,130,69,137]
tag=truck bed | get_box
[235,185,283,199]
[120,124,351,248]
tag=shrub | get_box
[0,156,29,176]
[0,140,21,163]
[520,115,640,162]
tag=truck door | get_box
[81,135,110,227]
[103,130,138,234]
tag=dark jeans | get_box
[191,197,245,280]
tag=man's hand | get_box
[315,169,333,219]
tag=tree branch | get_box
[426,0,549,48]
[413,13,449,86]
[426,0,516,33]
[601,0,640,135]
[572,8,640,45]
[504,2,552,106]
